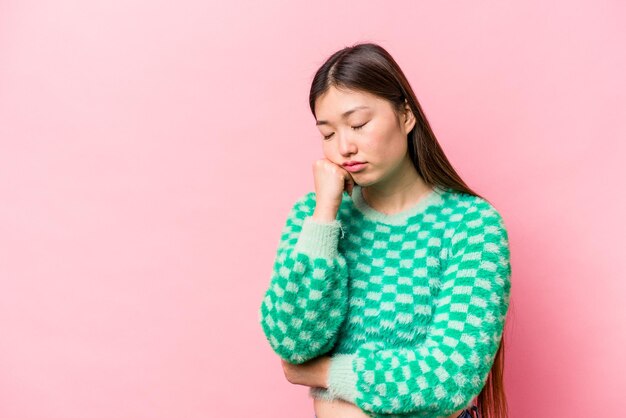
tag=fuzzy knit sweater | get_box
[258,183,512,418]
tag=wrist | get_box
[326,353,359,403]
[312,207,339,222]
[293,217,342,258]
[322,356,332,388]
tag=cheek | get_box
[364,124,394,150]
[366,127,406,161]
[321,144,339,163]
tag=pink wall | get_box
[1,1,624,417]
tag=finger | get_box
[344,175,354,197]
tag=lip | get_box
[343,162,367,173]
[343,161,366,166]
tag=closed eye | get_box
[323,122,368,140]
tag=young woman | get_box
[259,43,511,418]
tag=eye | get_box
[322,122,368,141]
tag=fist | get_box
[312,158,355,207]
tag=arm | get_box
[325,202,512,417]
[258,192,350,364]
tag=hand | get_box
[311,158,355,222]
[281,355,331,388]
[312,158,355,206]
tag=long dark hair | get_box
[308,42,508,418]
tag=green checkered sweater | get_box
[258,184,511,417]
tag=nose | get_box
[337,130,357,156]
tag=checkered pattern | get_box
[258,186,511,417]
[258,196,350,364]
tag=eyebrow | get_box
[315,106,370,126]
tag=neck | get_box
[359,157,432,215]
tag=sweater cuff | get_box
[293,217,342,259]
[326,353,359,403]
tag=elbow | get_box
[260,312,332,364]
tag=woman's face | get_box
[314,86,416,187]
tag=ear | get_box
[402,99,416,134]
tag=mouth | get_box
[343,162,367,173]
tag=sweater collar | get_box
[350,184,446,225]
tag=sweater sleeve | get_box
[325,202,512,417]
[258,192,350,364]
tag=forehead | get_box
[314,87,384,119]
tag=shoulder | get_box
[285,190,337,222]
[439,188,508,233]
[289,190,353,212]
[285,191,356,227]
[292,190,317,208]
[285,191,316,217]
[438,190,511,264]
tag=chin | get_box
[355,179,376,188]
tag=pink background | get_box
[1,1,625,417]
